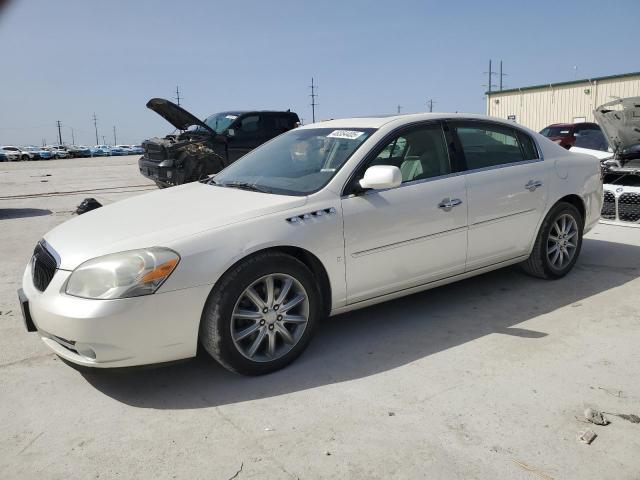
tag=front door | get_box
[227,114,264,163]
[341,123,468,304]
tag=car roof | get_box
[298,112,527,130]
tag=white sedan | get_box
[19,113,603,374]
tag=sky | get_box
[0,0,638,146]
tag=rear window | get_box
[540,126,572,137]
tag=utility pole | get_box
[483,59,497,93]
[102,135,106,145]
[426,99,435,112]
[309,77,318,123]
[93,113,99,145]
[113,126,117,145]
[397,105,402,114]
[56,120,63,145]
[175,85,181,106]
[70,127,75,145]
[499,60,507,91]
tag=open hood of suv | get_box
[146,98,216,134]
[594,97,640,157]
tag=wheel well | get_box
[221,246,332,317]
[557,194,586,226]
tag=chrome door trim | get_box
[351,225,468,258]
[469,208,536,228]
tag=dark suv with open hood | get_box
[139,98,300,187]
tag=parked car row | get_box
[0,144,143,161]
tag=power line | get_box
[309,77,318,123]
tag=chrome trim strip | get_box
[462,157,544,175]
[469,208,536,227]
[352,225,467,258]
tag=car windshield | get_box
[540,126,572,137]
[202,112,242,134]
[213,127,376,195]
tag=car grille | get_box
[31,242,58,292]
[618,193,640,222]
[143,143,167,162]
[601,191,616,220]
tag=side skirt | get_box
[329,255,529,316]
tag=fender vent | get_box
[287,207,337,224]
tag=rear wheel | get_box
[21,155,29,161]
[522,201,583,279]
[200,252,321,375]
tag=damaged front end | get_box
[139,98,227,188]
[596,97,640,225]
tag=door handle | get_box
[525,180,543,191]
[438,197,463,211]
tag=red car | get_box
[539,122,602,149]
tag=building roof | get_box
[486,71,640,96]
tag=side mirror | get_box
[359,165,402,190]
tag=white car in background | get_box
[1,145,28,161]
[570,97,640,226]
[19,113,602,375]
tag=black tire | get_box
[21,155,29,161]
[155,181,170,189]
[200,251,322,375]
[521,201,583,279]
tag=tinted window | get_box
[239,115,260,133]
[574,129,609,151]
[454,123,530,169]
[367,124,450,183]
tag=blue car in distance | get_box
[90,145,111,157]
[109,146,128,156]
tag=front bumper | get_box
[138,157,184,186]
[21,263,212,368]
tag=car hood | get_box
[146,98,216,134]
[594,97,640,156]
[45,182,307,270]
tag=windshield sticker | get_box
[327,130,365,140]
[225,115,238,120]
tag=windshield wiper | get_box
[220,181,270,193]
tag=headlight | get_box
[65,248,180,299]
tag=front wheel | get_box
[521,201,583,279]
[200,252,321,375]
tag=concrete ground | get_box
[1,157,639,479]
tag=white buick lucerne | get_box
[19,113,603,374]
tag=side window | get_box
[454,123,530,170]
[367,125,451,183]
[238,115,260,135]
[516,131,539,160]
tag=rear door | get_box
[448,120,548,270]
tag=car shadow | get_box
[83,237,640,409]
[0,208,52,220]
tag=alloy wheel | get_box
[231,273,309,362]
[547,213,578,270]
